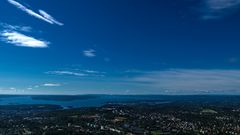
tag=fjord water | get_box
[0,95,239,108]
[0,95,169,108]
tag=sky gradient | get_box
[1,0,240,95]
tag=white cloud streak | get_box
[1,31,49,48]
[83,49,96,57]
[46,71,87,77]
[82,70,106,74]
[39,10,64,26]
[202,0,240,19]
[46,70,105,77]
[1,23,32,32]
[0,87,25,94]
[130,69,240,94]
[43,83,61,87]
[7,0,63,26]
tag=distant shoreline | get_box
[0,94,240,96]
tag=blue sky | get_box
[0,0,240,95]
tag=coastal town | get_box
[0,99,240,135]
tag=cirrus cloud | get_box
[202,0,240,19]
[7,0,64,26]
[46,71,87,77]
[43,83,61,87]
[45,70,105,77]
[1,23,32,32]
[129,69,240,94]
[1,31,49,48]
[83,49,96,57]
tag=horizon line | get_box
[0,94,240,96]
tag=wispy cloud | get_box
[228,57,239,63]
[0,87,25,94]
[46,70,105,77]
[7,0,64,26]
[46,71,87,77]
[82,70,106,74]
[39,10,64,26]
[43,83,61,87]
[83,70,99,73]
[83,49,96,57]
[1,31,49,48]
[202,0,240,19]
[129,69,240,94]
[1,23,32,32]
